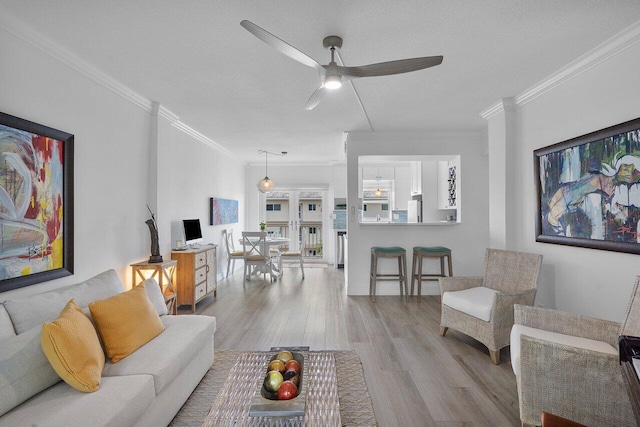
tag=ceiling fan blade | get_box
[240,20,323,72]
[335,56,443,78]
[305,86,327,110]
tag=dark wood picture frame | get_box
[0,112,74,292]
[534,117,640,254]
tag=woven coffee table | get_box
[202,350,340,426]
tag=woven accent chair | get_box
[222,229,245,278]
[510,276,640,427]
[439,248,543,364]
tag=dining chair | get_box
[222,229,245,278]
[278,231,305,279]
[241,231,275,285]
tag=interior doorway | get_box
[262,189,327,263]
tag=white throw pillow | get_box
[141,278,168,316]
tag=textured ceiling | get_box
[2,1,640,164]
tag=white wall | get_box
[156,118,246,279]
[496,25,640,321]
[0,21,151,299]
[346,132,489,295]
[0,13,245,300]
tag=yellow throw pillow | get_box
[89,285,164,363]
[41,299,105,392]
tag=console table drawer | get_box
[195,282,207,301]
[195,253,207,269]
[195,266,207,284]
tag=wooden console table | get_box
[172,245,217,312]
[130,259,178,315]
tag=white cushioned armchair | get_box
[510,276,640,427]
[439,248,543,364]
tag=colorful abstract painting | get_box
[210,197,239,225]
[535,117,640,254]
[0,113,73,291]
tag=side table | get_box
[131,259,178,315]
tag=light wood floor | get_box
[180,265,521,427]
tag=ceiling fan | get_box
[240,20,443,110]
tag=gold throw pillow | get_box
[89,285,164,363]
[41,299,105,392]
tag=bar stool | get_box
[411,246,453,301]
[369,246,408,302]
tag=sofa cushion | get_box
[442,286,498,322]
[41,299,105,392]
[3,270,125,334]
[0,374,155,427]
[0,326,60,417]
[101,314,216,395]
[141,277,168,316]
[0,305,15,340]
[89,285,164,363]
[510,324,618,377]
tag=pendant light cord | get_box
[258,150,288,178]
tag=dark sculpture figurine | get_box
[146,206,163,263]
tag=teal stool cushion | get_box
[413,246,451,253]
[372,246,406,254]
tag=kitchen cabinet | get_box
[394,166,411,210]
[362,166,394,180]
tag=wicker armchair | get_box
[510,276,640,427]
[439,248,543,364]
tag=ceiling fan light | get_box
[324,74,342,90]
[258,177,274,193]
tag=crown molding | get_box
[0,5,240,162]
[170,121,243,163]
[479,98,516,120]
[0,7,153,112]
[480,19,640,121]
[515,20,640,106]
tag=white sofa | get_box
[0,269,216,427]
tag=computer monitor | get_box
[183,219,203,246]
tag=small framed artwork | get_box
[0,112,74,292]
[534,117,640,254]
[210,197,238,225]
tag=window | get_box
[309,227,317,234]
[382,204,389,211]
[308,203,317,211]
[266,203,281,211]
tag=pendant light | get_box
[374,168,382,197]
[257,150,287,193]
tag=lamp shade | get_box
[258,177,274,193]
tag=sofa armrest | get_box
[514,305,620,346]
[491,289,536,327]
[439,276,483,295]
[518,334,632,426]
